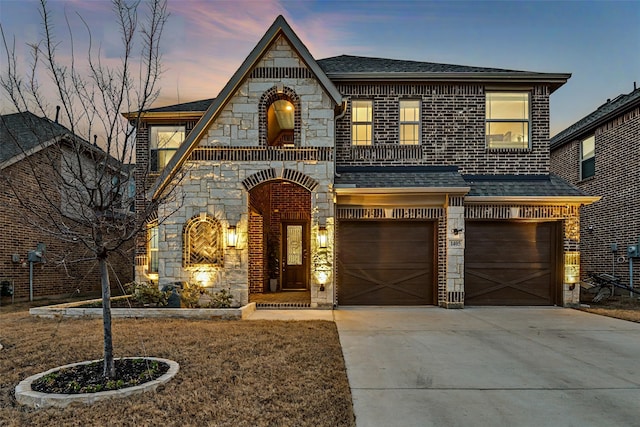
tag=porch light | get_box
[318,226,328,248]
[564,252,580,285]
[227,225,238,248]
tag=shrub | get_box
[206,288,234,308]
[125,282,169,307]
[180,282,204,308]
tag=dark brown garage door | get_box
[337,221,435,305]
[465,221,560,306]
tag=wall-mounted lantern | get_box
[227,225,238,248]
[318,226,328,249]
[564,252,580,286]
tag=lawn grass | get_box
[578,294,640,323]
[0,306,355,426]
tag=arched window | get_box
[259,86,300,147]
[183,214,223,267]
[267,99,294,146]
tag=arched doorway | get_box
[248,179,311,304]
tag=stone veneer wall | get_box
[153,35,336,307]
[158,162,333,307]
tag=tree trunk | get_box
[99,256,115,378]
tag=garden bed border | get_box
[29,297,256,320]
[15,357,179,408]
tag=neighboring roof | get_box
[151,15,343,199]
[1,111,70,164]
[1,111,123,172]
[551,87,640,149]
[317,55,570,93]
[463,174,588,198]
[335,166,468,189]
[142,98,215,113]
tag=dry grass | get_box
[579,293,640,323]
[0,305,355,426]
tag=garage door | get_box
[464,221,560,306]
[337,221,435,305]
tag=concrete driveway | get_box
[334,307,640,427]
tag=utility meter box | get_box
[27,243,46,263]
[628,245,639,258]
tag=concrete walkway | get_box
[334,307,640,427]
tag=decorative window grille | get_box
[183,214,223,267]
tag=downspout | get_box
[332,99,347,308]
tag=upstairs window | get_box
[351,100,373,146]
[267,99,295,146]
[486,92,530,149]
[150,125,185,172]
[400,100,420,145]
[580,135,595,180]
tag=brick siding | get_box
[335,84,551,174]
[551,106,640,286]
[1,148,133,300]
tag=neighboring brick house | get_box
[127,16,597,308]
[0,112,133,301]
[551,86,640,287]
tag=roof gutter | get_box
[324,72,571,93]
[464,195,601,205]
[335,186,471,195]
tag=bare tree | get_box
[0,0,179,377]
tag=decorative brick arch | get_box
[242,168,319,192]
[259,86,301,146]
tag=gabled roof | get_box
[318,55,570,93]
[550,87,640,149]
[151,15,343,199]
[1,111,71,166]
[1,111,122,171]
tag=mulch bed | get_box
[31,358,169,394]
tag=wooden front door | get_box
[282,222,308,290]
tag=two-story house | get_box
[127,16,597,309]
[551,86,640,288]
[0,111,133,301]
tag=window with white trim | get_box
[150,125,185,172]
[351,100,372,146]
[400,100,420,145]
[580,135,595,180]
[485,92,530,149]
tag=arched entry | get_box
[247,178,312,297]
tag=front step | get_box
[256,302,311,309]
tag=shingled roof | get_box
[550,87,640,149]
[0,111,71,164]
[318,55,526,74]
[317,55,569,92]
[334,166,468,188]
[463,174,587,197]
[142,98,215,113]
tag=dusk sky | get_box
[0,0,638,136]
